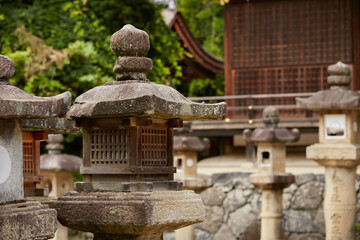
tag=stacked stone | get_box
[0,54,72,239]
[55,24,226,240]
[297,62,360,239]
[243,106,300,240]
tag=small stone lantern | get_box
[55,24,226,239]
[243,106,299,240]
[173,122,210,189]
[0,54,71,239]
[40,134,82,197]
[297,62,359,239]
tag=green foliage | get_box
[0,0,184,98]
[177,0,224,58]
[188,74,224,97]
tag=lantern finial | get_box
[0,55,15,82]
[110,24,152,81]
[263,106,279,128]
[327,61,352,89]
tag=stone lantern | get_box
[296,62,359,239]
[173,122,210,189]
[243,106,299,240]
[40,134,82,197]
[55,24,226,239]
[173,122,210,240]
[0,54,71,239]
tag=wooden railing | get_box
[189,92,316,120]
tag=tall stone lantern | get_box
[243,106,299,240]
[297,62,359,239]
[55,24,226,240]
[0,54,71,239]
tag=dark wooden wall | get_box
[225,0,360,118]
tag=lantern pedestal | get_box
[56,190,204,239]
[0,201,57,239]
[250,173,294,240]
[307,143,359,239]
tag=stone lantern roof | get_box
[0,55,71,119]
[174,122,210,152]
[40,134,82,172]
[67,24,226,121]
[243,106,300,142]
[296,61,360,110]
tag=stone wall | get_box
[165,172,360,240]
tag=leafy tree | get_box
[0,0,185,98]
[177,0,224,58]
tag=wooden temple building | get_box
[162,0,360,170]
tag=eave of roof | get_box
[161,9,224,74]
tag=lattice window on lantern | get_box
[23,141,34,176]
[140,127,168,166]
[90,129,129,165]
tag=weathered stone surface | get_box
[197,206,224,234]
[283,210,315,233]
[228,204,257,237]
[313,205,325,235]
[40,134,82,172]
[0,55,15,81]
[212,173,235,193]
[56,191,205,235]
[291,181,324,210]
[232,173,253,189]
[173,136,209,152]
[0,201,57,240]
[223,188,246,212]
[250,172,295,190]
[22,118,79,134]
[288,233,324,240]
[296,62,360,109]
[194,229,212,240]
[240,221,261,240]
[213,224,236,240]
[110,24,150,57]
[68,25,226,121]
[243,106,300,143]
[200,187,226,206]
[283,192,292,210]
[67,81,226,121]
[295,174,315,186]
[0,119,23,204]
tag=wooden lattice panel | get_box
[23,141,35,176]
[230,0,353,69]
[140,127,168,166]
[90,129,128,165]
[232,65,329,118]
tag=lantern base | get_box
[0,201,57,240]
[250,172,294,190]
[74,181,183,192]
[55,190,205,236]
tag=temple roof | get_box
[0,55,71,119]
[161,9,224,74]
[67,25,226,121]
